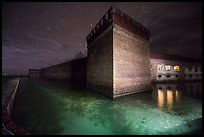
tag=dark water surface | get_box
[11,78,202,135]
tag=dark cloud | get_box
[2,2,202,75]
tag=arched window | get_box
[165,65,171,71]
[174,65,180,72]
[157,64,163,71]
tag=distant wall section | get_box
[29,57,87,85]
[28,69,40,78]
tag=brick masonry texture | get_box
[113,24,152,98]
[87,26,113,98]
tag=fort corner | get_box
[86,6,152,99]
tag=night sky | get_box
[2,2,202,75]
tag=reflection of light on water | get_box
[167,90,173,110]
[158,87,182,111]
[157,87,174,111]
[158,89,164,109]
[176,90,179,103]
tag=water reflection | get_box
[184,83,202,100]
[153,82,202,111]
[157,89,164,110]
[167,89,173,110]
[10,78,202,135]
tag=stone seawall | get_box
[2,78,31,135]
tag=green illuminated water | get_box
[11,78,202,135]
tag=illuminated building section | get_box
[150,53,202,82]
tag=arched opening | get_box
[157,64,163,71]
[166,74,171,78]
[174,65,180,72]
[165,65,171,71]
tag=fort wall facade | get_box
[28,6,202,99]
[40,62,72,80]
[32,58,87,86]
[113,23,151,98]
[87,26,113,98]
[28,69,40,78]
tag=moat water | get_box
[9,78,202,135]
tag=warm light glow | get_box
[174,65,180,71]
[167,89,173,110]
[176,90,178,99]
[157,64,163,71]
[158,89,164,109]
[165,65,171,71]
[176,90,180,103]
